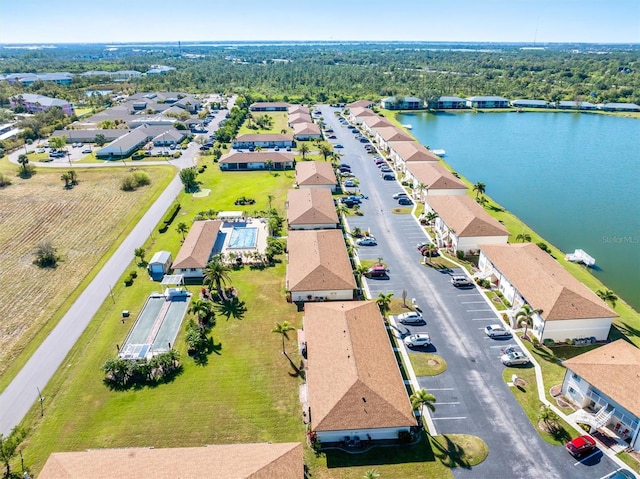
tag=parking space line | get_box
[427,388,454,391]
[457,293,482,297]
[462,301,487,304]
[472,318,495,321]
[573,450,601,466]
[435,402,461,405]
[467,309,493,312]
[432,416,467,420]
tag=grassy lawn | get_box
[391,206,412,215]
[409,353,447,376]
[74,107,93,117]
[0,158,175,389]
[484,291,508,311]
[501,367,576,446]
[238,111,290,135]
[431,434,488,467]
[618,451,640,474]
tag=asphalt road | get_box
[0,98,233,435]
[318,105,621,479]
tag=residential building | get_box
[10,93,75,116]
[51,129,130,143]
[146,65,176,75]
[232,134,295,149]
[372,126,414,151]
[250,102,290,111]
[288,112,313,125]
[152,129,185,146]
[95,128,149,159]
[288,105,310,115]
[219,151,295,171]
[295,161,338,192]
[436,96,467,109]
[425,195,509,254]
[346,100,375,109]
[39,442,303,479]
[380,96,423,110]
[405,162,467,200]
[561,340,640,452]
[465,96,510,108]
[387,140,440,170]
[286,230,355,302]
[478,243,617,342]
[556,101,597,110]
[293,122,322,140]
[304,301,416,443]
[599,102,640,112]
[172,220,223,278]
[510,99,550,109]
[360,116,394,136]
[348,107,377,124]
[287,189,339,230]
[5,72,73,86]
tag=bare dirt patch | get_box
[0,166,172,379]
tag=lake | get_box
[396,111,640,311]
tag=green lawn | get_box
[238,111,291,135]
[484,291,508,311]
[409,353,447,376]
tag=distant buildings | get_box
[9,93,75,115]
[380,96,423,110]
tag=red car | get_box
[566,435,597,457]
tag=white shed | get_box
[148,251,172,280]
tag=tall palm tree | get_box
[17,154,29,174]
[424,211,438,226]
[376,292,394,316]
[354,264,369,285]
[318,143,331,161]
[596,289,618,308]
[422,244,438,264]
[516,232,532,243]
[189,298,213,327]
[267,194,275,211]
[271,321,296,356]
[410,388,436,426]
[176,222,189,240]
[299,143,310,160]
[335,203,349,218]
[472,181,486,199]
[414,182,427,202]
[265,159,274,173]
[515,305,543,339]
[203,255,231,296]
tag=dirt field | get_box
[0,165,174,379]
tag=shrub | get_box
[33,240,60,268]
[132,171,150,186]
[543,338,555,347]
[398,430,413,444]
[120,175,137,191]
[162,202,181,225]
[565,338,573,345]
[537,241,550,252]
[503,300,511,308]
[0,173,11,187]
[172,151,182,158]
[456,250,465,260]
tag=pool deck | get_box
[216,219,269,258]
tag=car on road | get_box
[364,265,387,278]
[382,173,396,180]
[325,128,334,133]
[398,197,413,206]
[339,163,350,168]
[484,324,511,338]
[81,148,92,154]
[356,237,377,246]
[501,350,530,366]
[404,333,431,348]
[393,192,408,199]
[394,311,424,325]
[340,172,355,178]
[375,159,387,166]
[335,144,344,148]
[565,435,597,458]
[35,148,46,154]
[451,275,473,287]
[343,179,358,187]
[341,195,361,204]
[328,135,337,139]
[380,166,393,173]
[339,166,351,172]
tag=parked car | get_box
[356,237,377,246]
[501,350,530,366]
[451,275,473,287]
[334,144,344,148]
[328,135,337,139]
[380,166,393,173]
[340,172,355,178]
[394,311,424,325]
[565,435,597,458]
[325,128,334,133]
[375,160,387,166]
[484,324,511,338]
[81,148,92,154]
[364,265,387,278]
[35,148,46,154]
[404,333,431,348]
[343,179,357,187]
[200,146,210,151]
[339,163,351,168]
[382,173,395,180]
[339,166,351,173]
[343,195,361,203]
[398,197,413,206]
[393,192,408,199]
[359,138,369,143]
[601,470,635,479]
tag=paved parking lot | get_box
[318,105,624,479]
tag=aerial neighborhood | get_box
[0,40,639,479]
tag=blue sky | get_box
[1,0,638,44]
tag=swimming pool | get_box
[228,227,258,249]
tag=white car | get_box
[484,324,511,338]
[394,311,424,325]
[404,333,431,348]
[501,350,530,366]
[393,192,408,199]
[356,237,377,246]
[35,148,46,154]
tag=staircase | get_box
[574,407,615,432]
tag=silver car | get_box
[394,311,424,325]
[484,324,511,338]
[501,351,530,366]
[403,333,431,348]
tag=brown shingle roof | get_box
[361,116,394,129]
[373,126,414,142]
[479,243,617,321]
[233,133,294,143]
[293,122,321,136]
[426,195,509,238]
[287,189,338,227]
[305,301,416,432]
[388,140,441,163]
[563,340,640,416]
[288,112,313,124]
[288,105,310,114]
[295,161,337,187]
[39,442,302,479]
[347,100,374,109]
[350,107,377,118]
[407,161,467,191]
[287,229,356,292]
[219,151,295,165]
[172,220,221,269]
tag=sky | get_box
[0,0,638,44]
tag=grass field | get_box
[0,159,175,386]
[238,111,291,135]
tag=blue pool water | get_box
[228,227,258,249]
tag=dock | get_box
[565,249,595,267]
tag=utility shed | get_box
[148,250,172,280]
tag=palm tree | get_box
[354,264,369,284]
[265,159,274,173]
[267,194,275,211]
[516,232,532,243]
[17,154,29,174]
[271,321,296,357]
[538,405,560,432]
[410,388,436,426]
[376,292,393,316]
[254,145,263,152]
[176,222,189,241]
[203,255,231,297]
[414,182,427,202]
[189,298,213,327]
[422,244,438,264]
[363,470,381,479]
[299,143,310,160]
[134,247,146,265]
[424,211,438,226]
[61,171,72,187]
[596,289,618,308]
[335,203,349,218]
[515,305,543,339]
[0,426,27,478]
[472,181,486,199]
[318,143,331,161]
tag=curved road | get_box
[0,100,232,434]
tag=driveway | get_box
[317,105,621,479]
